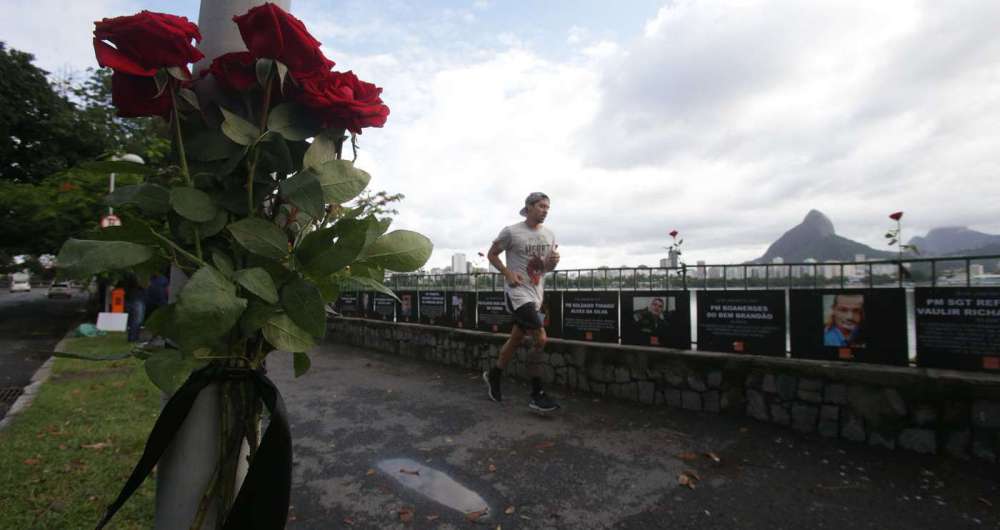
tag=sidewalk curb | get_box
[0,356,55,432]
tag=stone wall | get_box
[328,318,1000,463]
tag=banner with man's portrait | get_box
[696,290,785,356]
[915,287,1000,372]
[620,291,691,349]
[789,289,907,365]
[395,291,418,323]
[445,291,476,328]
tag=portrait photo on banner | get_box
[822,293,866,350]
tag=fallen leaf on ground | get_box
[399,508,414,523]
[466,509,488,522]
[677,451,698,461]
[112,381,126,388]
[24,458,41,466]
[426,514,439,521]
[705,452,721,463]
[82,442,112,450]
[678,470,700,489]
[366,469,375,476]
[979,497,993,507]
[534,441,555,449]
[488,463,497,472]
[399,468,420,476]
[505,505,516,515]
[685,469,701,480]
[342,516,354,526]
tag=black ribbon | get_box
[95,364,291,530]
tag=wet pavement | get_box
[0,289,88,421]
[269,341,1000,529]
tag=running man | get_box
[483,192,561,411]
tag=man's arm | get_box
[544,243,560,272]
[487,241,523,287]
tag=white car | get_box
[10,275,31,293]
[47,281,72,299]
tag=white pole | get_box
[154,3,291,528]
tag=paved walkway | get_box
[269,341,1000,529]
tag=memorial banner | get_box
[789,289,907,365]
[335,292,361,317]
[915,287,1000,372]
[696,291,785,356]
[476,292,513,333]
[562,291,618,342]
[396,291,418,323]
[419,290,447,325]
[446,292,476,328]
[620,291,691,348]
[371,293,396,321]
[543,291,563,339]
[358,292,374,319]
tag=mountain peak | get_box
[802,209,835,238]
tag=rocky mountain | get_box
[908,227,1000,257]
[751,210,894,263]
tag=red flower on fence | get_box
[889,211,903,221]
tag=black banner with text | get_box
[419,291,447,325]
[562,291,618,342]
[476,292,513,333]
[697,291,785,356]
[371,293,396,321]
[620,291,691,349]
[335,292,361,317]
[915,287,1000,372]
[789,289,907,365]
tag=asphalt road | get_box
[268,342,1000,530]
[0,288,88,420]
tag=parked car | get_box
[10,273,31,293]
[47,281,73,299]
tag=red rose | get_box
[889,211,903,221]
[233,3,334,74]
[204,52,258,91]
[111,72,173,118]
[669,230,679,238]
[94,11,203,74]
[293,70,389,133]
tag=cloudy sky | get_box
[4,0,1000,269]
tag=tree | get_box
[0,43,107,183]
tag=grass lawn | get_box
[0,339,159,530]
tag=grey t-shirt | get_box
[493,222,556,310]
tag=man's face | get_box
[832,295,863,332]
[648,298,665,316]
[526,198,550,223]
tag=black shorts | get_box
[505,293,543,330]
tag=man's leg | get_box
[527,327,560,411]
[484,325,524,402]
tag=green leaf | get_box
[267,102,323,141]
[256,58,274,87]
[293,351,311,378]
[56,239,154,279]
[302,128,345,169]
[359,230,433,272]
[234,267,279,304]
[174,209,228,243]
[305,160,371,204]
[228,217,289,260]
[350,261,385,282]
[54,334,134,361]
[106,184,171,215]
[178,87,200,110]
[144,304,175,338]
[258,134,293,176]
[281,278,326,338]
[166,65,191,81]
[299,218,374,278]
[220,107,260,146]
[153,70,169,97]
[145,349,208,395]
[186,130,241,162]
[262,312,315,352]
[349,276,400,303]
[170,186,218,223]
[279,171,325,219]
[80,160,154,175]
[239,300,278,337]
[212,251,235,278]
[314,276,341,303]
[173,266,247,350]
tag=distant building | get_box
[971,264,985,276]
[659,258,669,268]
[451,253,467,274]
[667,249,680,268]
[696,260,706,278]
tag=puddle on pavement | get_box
[377,458,490,516]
